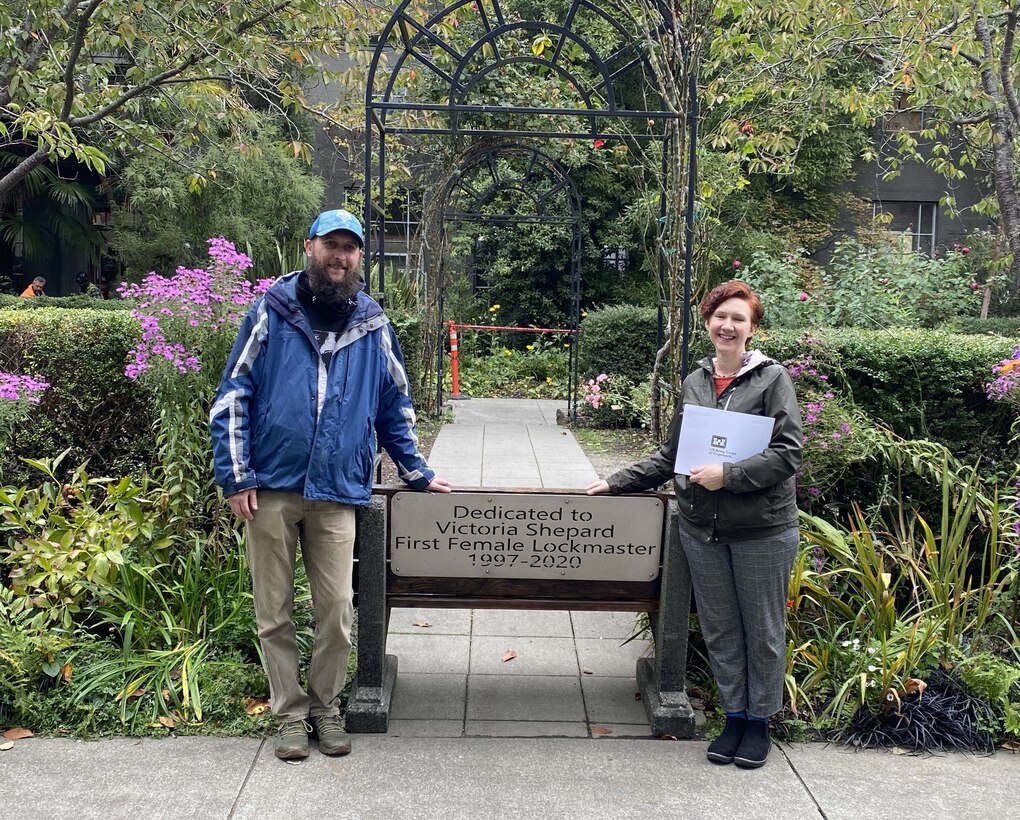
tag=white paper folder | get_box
[673,404,775,475]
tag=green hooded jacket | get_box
[606,350,802,543]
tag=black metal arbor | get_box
[363,0,682,415]
[436,143,584,410]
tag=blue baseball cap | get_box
[309,209,364,246]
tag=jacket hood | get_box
[264,271,384,327]
[697,349,774,379]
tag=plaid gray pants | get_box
[680,525,799,717]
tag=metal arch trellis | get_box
[436,143,584,415]
[363,0,686,420]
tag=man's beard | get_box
[306,259,361,304]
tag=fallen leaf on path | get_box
[412,621,432,628]
[0,740,14,751]
[592,727,613,735]
[158,716,176,729]
[889,746,910,755]
[581,667,593,675]
[501,649,517,663]
[1000,740,1020,751]
[659,735,678,741]
[244,697,270,716]
[2,728,33,740]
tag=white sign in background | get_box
[389,492,664,582]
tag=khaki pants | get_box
[245,491,356,722]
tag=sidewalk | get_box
[2,398,1017,819]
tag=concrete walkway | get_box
[388,398,651,740]
[2,398,1018,819]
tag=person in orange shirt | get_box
[19,276,46,297]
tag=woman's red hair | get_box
[699,280,764,326]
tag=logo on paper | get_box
[710,435,727,449]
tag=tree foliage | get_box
[0,0,347,199]
[110,113,324,278]
[705,0,1020,291]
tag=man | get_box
[19,276,45,297]
[210,209,450,760]
[75,271,103,298]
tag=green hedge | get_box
[0,308,157,484]
[756,328,1017,464]
[578,305,659,385]
[0,294,136,311]
[942,316,1020,337]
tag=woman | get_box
[586,280,802,768]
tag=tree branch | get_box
[68,1,296,128]
[0,0,80,110]
[0,147,50,199]
[951,111,991,125]
[1000,10,1020,128]
[59,0,106,121]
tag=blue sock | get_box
[725,710,747,720]
[747,714,768,723]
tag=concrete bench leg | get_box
[346,497,397,733]
[637,501,695,738]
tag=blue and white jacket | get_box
[210,272,434,504]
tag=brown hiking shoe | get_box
[275,719,311,760]
[310,714,352,756]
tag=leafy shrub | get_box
[756,328,1016,464]
[0,454,157,630]
[110,113,324,279]
[0,306,156,484]
[578,304,658,386]
[446,332,569,400]
[739,240,981,328]
[390,313,427,410]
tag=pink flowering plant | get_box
[120,237,273,394]
[0,371,50,452]
[986,344,1020,554]
[579,373,648,428]
[119,237,273,523]
[786,345,869,509]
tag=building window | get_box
[604,247,628,273]
[872,200,937,256]
[883,93,925,134]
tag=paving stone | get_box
[467,675,585,722]
[388,608,472,635]
[391,673,467,720]
[591,724,657,739]
[575,636,651,678]
[465,720,588,738]
[0,737,259,820]
[385,633,470,674]
[385,720,464,738]
[471,608,573,637]
[470,636,579,676]
[581,676,648,725]
[570,610,645,640]
[782,743,1020,819]
[232,737,822,819]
